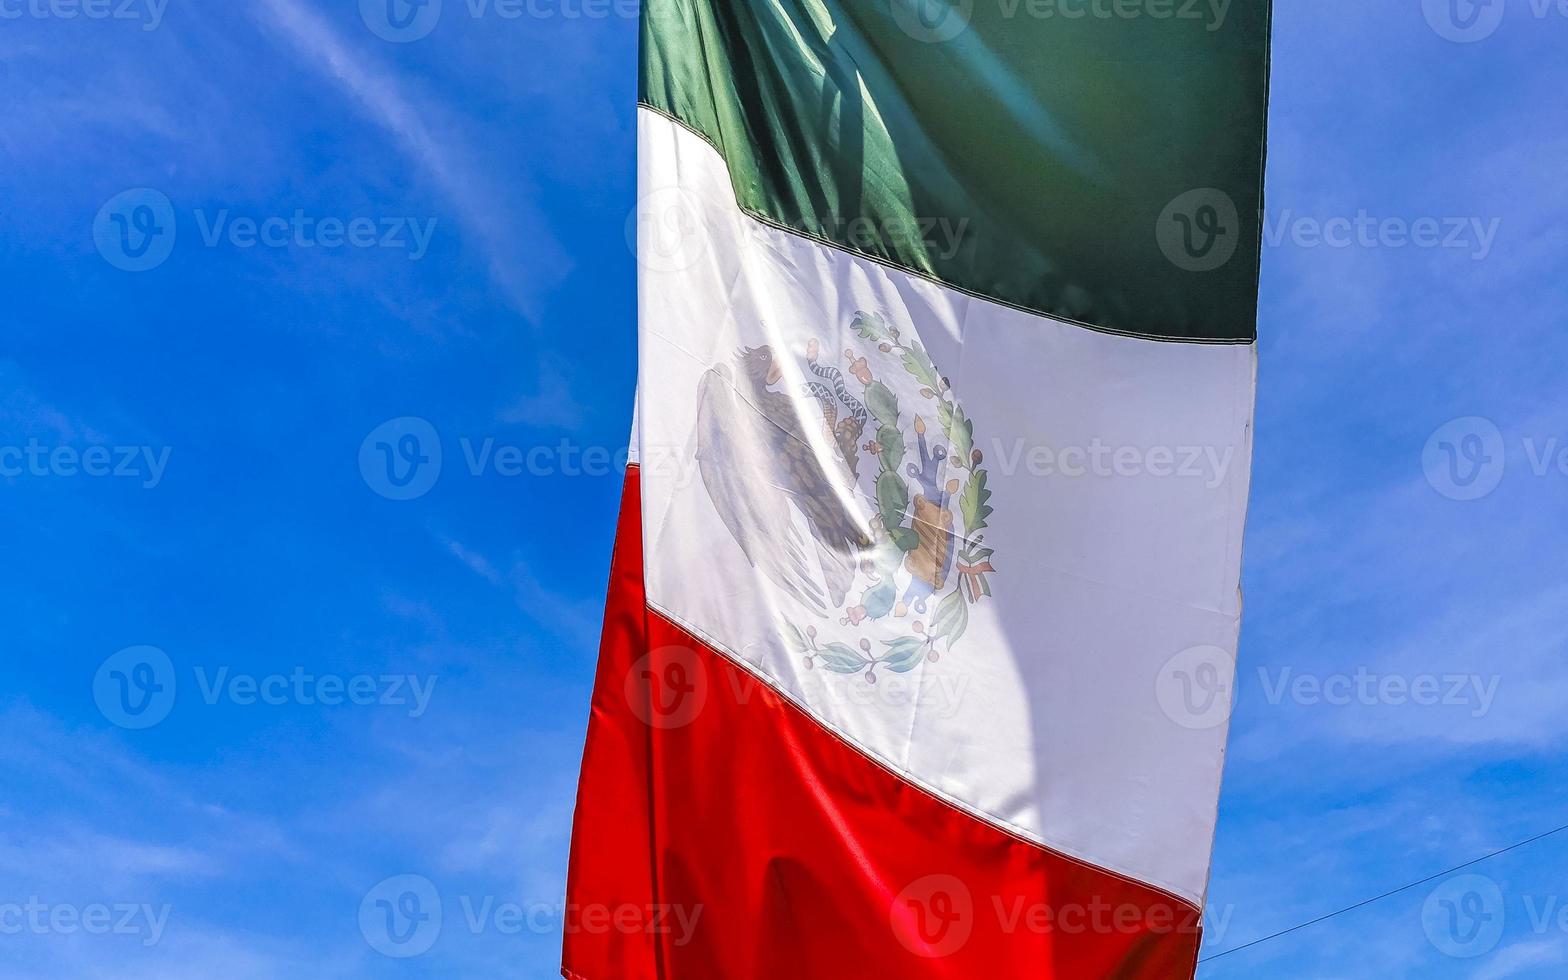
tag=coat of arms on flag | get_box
[695,311,997,686]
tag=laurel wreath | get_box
[786,311,997,683]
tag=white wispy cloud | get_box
[1471,937,1568,980]
[440,534,601,646]
[443,537,504,586]
[498,356,587,429]
[252,0,570,319]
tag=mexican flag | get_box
[565,1,1270,977]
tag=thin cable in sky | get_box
[1199,819,1568,963]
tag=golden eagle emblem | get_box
[695,312,997,684]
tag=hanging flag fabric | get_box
[566,1,1269,976]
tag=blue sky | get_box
[1,0,1565,977]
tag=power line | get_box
[1199,819,1568,964]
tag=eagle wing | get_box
[695,367,832,615]
[772,431,866,610]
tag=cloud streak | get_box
[253,0,569,319]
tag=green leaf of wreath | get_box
[901,341,942,392]
[938,399,974,464]
[960,470,993,534]
[818,642,868,674]
[782,621,810,653]
[880,636,928,673]
[852,311,887,342]
[931,589,969,647]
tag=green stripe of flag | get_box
[641,0,1270,343]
